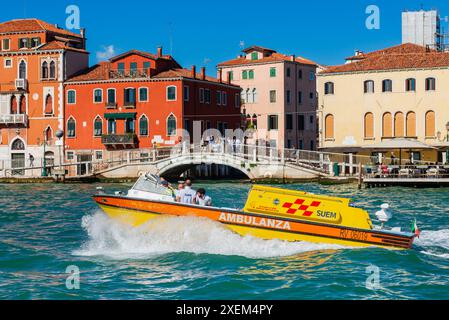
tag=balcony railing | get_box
[102,134,138,145]
[15,79,28,91]
[0,114,28,125]
[123,101,136,109]
[106,102,117,109]
[109,69,151,79]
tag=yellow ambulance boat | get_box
[93,174,417,250]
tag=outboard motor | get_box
[375,204,392,229]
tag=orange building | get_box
[0,19,88,176]
[64,48,241,166]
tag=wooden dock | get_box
[364,177,449,188]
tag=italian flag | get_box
[411,219,421,238]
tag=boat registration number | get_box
[339,229,369,241]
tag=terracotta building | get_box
[64,48,241,168]
[0,18,88,175]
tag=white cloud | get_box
[96,45,116,62]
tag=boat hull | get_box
[93,195,415,250]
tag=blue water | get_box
[1,182,449,300]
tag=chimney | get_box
[218,69,223,83]
[157,47,163,58]
[191,65,196,79]
[80,28,86,49]
[290,55,296,62]
[201,67,206,80]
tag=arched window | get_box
[364,80,374,93]
[19,95,26,114]
[10,96,17,114]
[139,116,149,136]
[42,61,48,79]
[405,78,416,92]
[425,77,436,91]
[167,114,177,136]
[324,82,334,95]
[19,60,26,79]
[382,79,392,92]
[252,114,258,129]
[394,112,405,137]
[11,138,25,151]
[364,113,374,139]
[49,61,56,79]
[325,114,334,139]
[167,86,177,101]
[425,111,436,137]
[45,127,52,143]
[382,112,392,138]
[252,88,257,103]
[67,118,76,138]
[245,88,251,103]
[94,117,103,137]
[44,94,53,115]
[406,112,416,137]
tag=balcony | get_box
[106,102,117,109]
[15,79,28,91]
[109,69,151,79]
[0,114,28,126]
[123,101,136,109]
[102,134,138,146]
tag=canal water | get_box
[1,182,448,300]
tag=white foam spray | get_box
[415,229,449,259]
[74,212,346,259]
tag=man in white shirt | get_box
[176,179,196,204]
[195,188,212,207]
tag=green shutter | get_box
[270,68,276,77]
[242,70,248,80]
[251,52,258,60]
[249,70,254,79]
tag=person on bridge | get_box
[195,188,212,207]
[176,179,196,204]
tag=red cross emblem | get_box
[282,199,321,216]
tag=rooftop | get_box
[0,18,83,38]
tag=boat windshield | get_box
[132,174,172,196]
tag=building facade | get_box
[402,9,441,50]
[317,43,449,163]
[0,19,88,175]
[218,46,318,150]
[64,49,241,167]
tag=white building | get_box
[402,10,441,49]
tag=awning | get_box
[361,138,437,150]
[104,112,137,120]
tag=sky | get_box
[2,0,449,75]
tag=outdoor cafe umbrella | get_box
[361,138,437,165]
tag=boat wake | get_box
[415,229,449,259]
[74,212,347,259]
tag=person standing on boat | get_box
[176,179,196,204]
[175,181,185,199]
[195,188,212,207]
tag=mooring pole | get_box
[358,162,363,189]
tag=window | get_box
[227,71,233,81]
[268,115,278,131]
[309,92,314,99]
[309,71,315,80]
[298,91,303,104]
[18,60,26,79]
[405,78,416,92]
[19,38,29,49]
[130,62,138,76]
[118,63,125,75]
[41,61,48,79]
[124,88,136,105]
[251,52,258,60]
[382,113,392,138]
[184,119,190,133]
[425,111,435,137]
[235,94,240,108]
[270,90,276,103]
[382,79,392,92]
[324,82,334,95]
[199,88,205,103]
[394,112,404,137]
[10,96,17,114]
[216,91,222,105]
[242,70,248,80]
[406,112,416,137]
[44,94,53,115]
[222,92,227,106]
[286,90,291,104]
[364,113,374,139]
[107,89,116,104]
[270,67,276,77]
[204,89,211,104]
[143,61,151,74]
[298,115,305,131]
[2,39,10,51]
[139,87,148,102]
[251,88,257,103]
[31,37,41,48]
[19,95,26,114]
[67,118,76,137]
[139,116,149,136]
[364,80,374,93]
[286,68,291,78]
[67,90,76,104]
[325,114,334,139]
[425,77,436,91]
[95,151,103,160]
[4,58,12,68]
[183,86,190,101]
[49,61,56,79]
[286,114,293,130]
[248,70,254,79]
[94,117,103,137]
[67,151,74,160]
[108,119,116,134]
[125,119,135,134]
[167,86,177,101]
[298,69,303,79]
[93,89,103,103]
[310,115,314,124]
[167,114,177,136]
